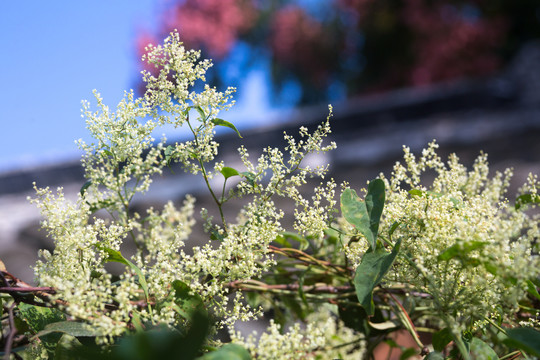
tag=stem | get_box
[187,118,229,233]
[483,316,506,334]
[268,245,351,274]
[500,351,523,360]
[386,291,424,349]
[4,303,17,360]
[229,280,352,294]
[0,287,56,294]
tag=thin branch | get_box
[3,303,17,360]
[268,245,352,274]
[228,280,352,294]
[0,287,56,294]
[386,291,424,349]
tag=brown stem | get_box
[0,287,56,294]
[268,245,352,274]
[4,303,17,360]
[228,280,352,294]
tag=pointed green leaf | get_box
[210,228,225,241]
[516,193,540,210]
[354,238,401,315]
[437,240,487,261]
[18,303,65,335]
[388,221,400,240]
[79,181,92,197]
[399,348,418,360]
[211,118,242,138]
[341,188,372,246]
[34,321,101,339]
[526,280,540,301]
[95,245,149,305]
[503,327,540,356]
[241,171,256,187]
[276,232,309,250]
[102,149,114,158]
[194,105,207,121]
[408,189,424,196]
[200,344,252,360]
[432,327,453,352]
[424,351,444,360]
[164,145,175,165]
[365,179,385,241]
[341,179,385,250]
[220,167,240,179]
[170,280,207,321]
[470,338,499,359]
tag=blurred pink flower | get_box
[403,0,506,86]
[163,0,257,58]
[270,6,334,86]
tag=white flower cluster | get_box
[231,306,365,359]
[346,141,539,331]
[29,31,338,343]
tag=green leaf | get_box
[437,240,487,262]
[102,149,114,158]
[95,245,150,305]
[526,280,540,301]
[199,343,252,360]
[211,118,242,138]
[503,327,540,357]
[194,106,207,121]
[337,296,369,333]
[80,181,92,197]
[273,234,292,248]
[408,189,424,197]
[220,167,240,179]
[18,303,65,334]
[209,228,225,241]
[164,145,175,165]
[281,295,306,321]
[388,221,400,240]
[341,179,385,250]
[399,347,418,360]
[424,351,445,360]
[170,280,207,321]
[34,321,101,339]
[365,179,385,241]
[275,232,309,250]
[240,172,256,187]
[470,338,499,359]
[354,238,401,315]
[515,193,540,210]
[341,189,372,247]
[432,327,453,352]
[18,303,66,356]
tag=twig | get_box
[0,287,56,294]
[268,245,352,274]
[4,303,17,360]
[228,280,352,294]
[386,290,424,349]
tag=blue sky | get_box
[0,2,276,173]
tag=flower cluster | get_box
[231,306,365,360]
[345,141,539,332]
[28,31,338,348]
[21,30,540,359]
